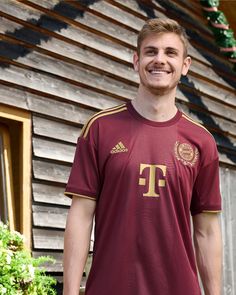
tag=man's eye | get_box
[167,50,177,56]
[145,50,156,56]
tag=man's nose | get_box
[153,51,166,63]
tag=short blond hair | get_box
[137,18,189,57]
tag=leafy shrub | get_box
[0,222,56,294]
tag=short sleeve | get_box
[190,158,222,216]
[64,136,100,200]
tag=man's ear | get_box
[133,51,139,72]
[181,56,191,76]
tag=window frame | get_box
[0,104,31,248]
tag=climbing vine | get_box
[200,0,236,71]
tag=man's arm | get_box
[192,212,222,295]
[63,196,96,295]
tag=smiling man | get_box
[63,19,222,295]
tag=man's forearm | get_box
[63,198,95,295]
[63,223,92,295]
[194,218,222,295]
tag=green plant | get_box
[0,222,56,294]
[200,0,236,71]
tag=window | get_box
[0,105,31,248]
[0,124,15,229]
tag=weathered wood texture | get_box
[220,168,236,295]
[0,0,236,291]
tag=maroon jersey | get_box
[65,101,221,295]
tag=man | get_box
[63,18,222,295]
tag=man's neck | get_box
[132,87,178,122]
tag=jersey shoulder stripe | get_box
[81,103,127,139]
[182,113,212,136]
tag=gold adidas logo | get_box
[110,141,128,154]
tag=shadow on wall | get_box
[180,75,236,163]
[0,0,100,68]
[54,280,63,294]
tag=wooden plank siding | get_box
[0,0,236,292]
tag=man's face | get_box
[133,32,191,95]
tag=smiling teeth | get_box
[150,70,168,73]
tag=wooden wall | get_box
[0,0,236,293]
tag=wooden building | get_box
[0,0,236,293]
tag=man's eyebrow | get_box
[143,46,157,50]
[143,46,179,52]
[165,47,179,52]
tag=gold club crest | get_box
[174,141,199,166]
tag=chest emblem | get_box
[110,141,128,154]
[174,141,199,166]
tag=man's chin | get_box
[144,82,178,95]
[147,84,170,95]
[147,84,170,92]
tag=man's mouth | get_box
[148,69,171,74]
